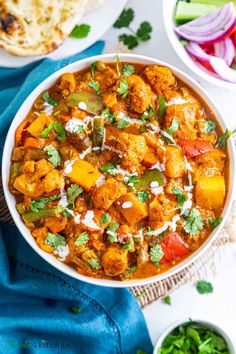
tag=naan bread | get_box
[0,0,88,56]
[85,0,105,14]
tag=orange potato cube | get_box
[195,176,226,211]
[116,192,148,225]
[27,113,50,138]
[164,146,186,178]
[143,147,159,168]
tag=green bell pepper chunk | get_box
[135,169,164,191]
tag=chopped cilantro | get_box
[209,217,223,230]
[150,244,164,267]
[102,108,116,123]
[67,184,83,208]
[45,233,67,249]
[146,227,155,236]
[125,175,140,185]
[113,8,134,28]
[70,306,83,314]
[196,280,214,294]
[115,54,122,77]
[116,117,129,129]
[204,120,217,134]
[42,91,57,106]
[163,295,171,305]
[87,80,101,94]
[90,62,96,79]
[166,118,179,136]
[119,34,139,50]
[69,24,90,39]
[106,221,119,243]
[75,232,89,247]
[140,107,155,124]
[137,191,149,202]
[217,129,233,149]
[30,194,60,213]
[172,187,186,207]
[136,21,152,41]
[157,96,166,117]
[44,144,61,167]
[122,64,135,77]
[101,213,110,224]
[100,162,117,175]
[120,265,137,280]
[117,78,129,99]
[39,121,66,141]
[88,258,102,270]
[183,208,204,236]
[123,238,134,251]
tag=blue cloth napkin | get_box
[0,42,153,354]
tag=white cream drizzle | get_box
[43,102,54,116]
[152,214,181,236]
[81,211,100,230]
[122,201,133,209]
[54,245,69,262]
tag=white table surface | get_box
[102,0,236,349]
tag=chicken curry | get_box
[9,60,229,281]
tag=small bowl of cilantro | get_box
[154,319,235,354]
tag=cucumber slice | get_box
[175,2,217,24]
[191,0,230,6]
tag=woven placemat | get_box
[1,179,235,308]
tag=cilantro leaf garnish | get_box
[172,187,187,207]
[217,129,233,149]
[70,306,83,314]
[183,208,204,236]
[87,80,101,94]
[42,91,57,106]
[113,8,134,28]
[67,184,83,208]
[122,64,135,77]
[45,232,67,249]
[100,162,117,175]
[123,238,134,251]
[163,295,171,305]
[106,221,119,243]
[146,227,155,236]
[209,217,223,230]
[150,244,164,267]
[44,144,61,167]
[157,96,166,117]
[119,34,139,50]
[39,121,66,141]
[140,107,156,124]
[117,78,129,99]
[166,118,179,135]
[102,108,116,123]
[116,117,129,129]
[204,120,217,134]
[88,259,102,270]
[69,24,90,39]
[137,191,149,202]
[125,175,140,185]
[30,194,60,213]
[75,232,89,247]
[196,280,214,294]
[101,213,110,224]
[90,62,96,79]
[136,21,152,41]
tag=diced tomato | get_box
[160,232,190,263]
[179,139,213,158]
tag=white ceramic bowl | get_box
[162,0,236,89]
[153,319,236,353]
[2,53,235,288]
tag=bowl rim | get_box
[153,318,236,354]
[162,0,236,89]
[2,52,236,288]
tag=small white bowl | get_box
[2,53,236,288]
[153,319,236,354]
[162,0,236,89]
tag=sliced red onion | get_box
[186,42,236,83]
[175,3,236,44]
[214,38,235,66]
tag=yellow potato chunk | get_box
[116,192,148,225]
[195,176,226,211]
[65,158,101,191]
[27,113,50,138]
[164,146,186,178]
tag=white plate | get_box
[0,0,127,68]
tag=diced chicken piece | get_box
[125,75,155,113]
[101,246,128,276]
[149,194,177,230]
[95,66,119,92]
[143,65,176,94]
[165,103,198,140]
[92,178,127,210]
[43,170,64,193]
[194,149,226,176]
[117,192,148,225]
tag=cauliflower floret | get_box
[101,246,128,276]
[143,65,176,94]
[43,169,64,193]
[13,174,44,198]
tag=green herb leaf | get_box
[122,64,135,77]
[101,213,110,224]
[196,280,214,294]
[136,21,152,41]
[45,232,67,249]
[102,108,116,123]
[217,129,233,149]
[125,175,140,185]
[30,194,60,213]
[116,117,129,129]
[113,8,134,28]
[123,238,134,251]
[209,217,223,230]
[44,144,61,167]
[166,118,179,135]
[100,162,117,175]
[183,208,204,236]
[42,91,57,106]
[67,184,83,208]
[107,221,119,243]
[39,121,66,141]
[75,232,89,247]
[137,191,149,202]
[70,306,83,314]
[146,227,155,236]
[172,187,187,207]
[157,96,166,117]
[163,295,171,305]
[87,80,101,94]
[204,120,217,134]
[119,34,139,50]
[150,244,164,267]
[117,78,129,99]
[88,258,102,270]
[90,62,96,79]
[69,24,90,39]
[140,107,155,124]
